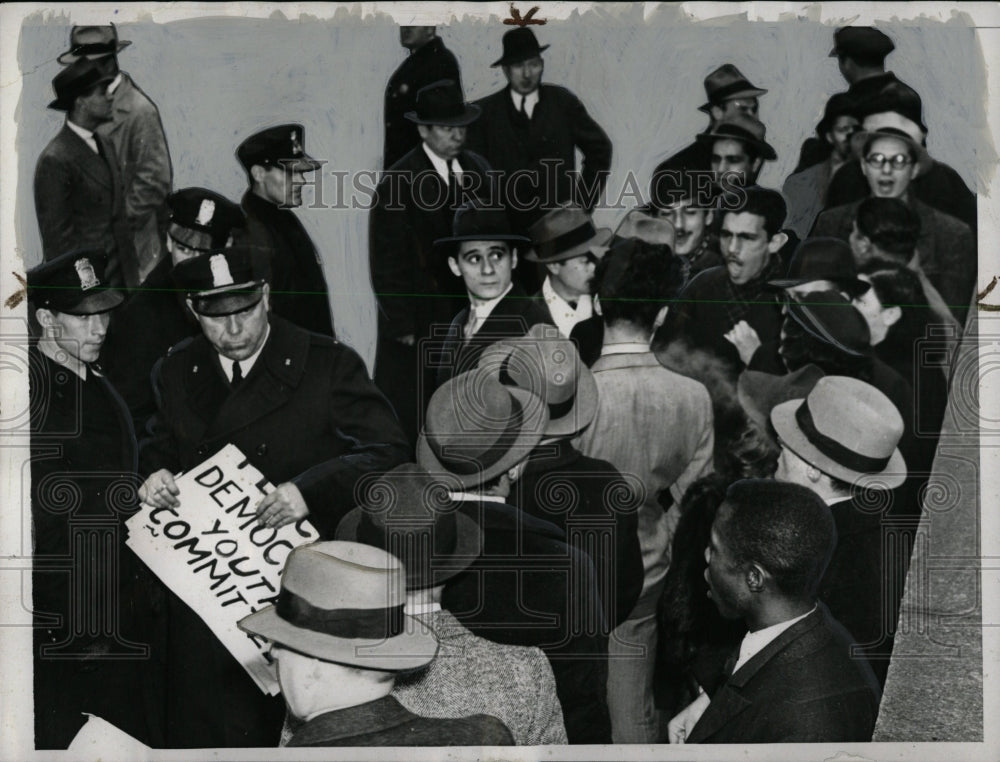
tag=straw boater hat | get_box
[238,541,438,669]
[477,323,599,439]
[770,375,906,489]
[417,366,549,488]
[27,250,124,314]
[335,464,482,589]
[524,202,612,264]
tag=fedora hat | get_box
[771,375,906,489]
[57,24,131,64]
[851,125,932,177]
[172,245,267,316]
[491,28,549,67]
[478,323,598,438]
[28,249,124,315]
[336,464,482,590]
[417,366,549,488]
[698,64,767,113]
[737,364,825,434]
[768,237,870,297]
[815,91,860,136]
[613,208,676,249]
[238,541,438,670]
[855,80,928,135]
[784,289,871,358]
[236,123,322,173]
[696,113,777,160]
[433,202,529,255]
[524,202,612,263]
[48,57,114,111]
[405,79,481,126]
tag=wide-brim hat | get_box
[405,79,481,126]
[417,367,549,488]
[238,541,438,670]
[27,249,124,314]
[478,323,599,438]
[737,364,825,435]
[767,237,870,298]
[696,115,777,161]
[335,464,482,589]
[48,58,114,111]
[433,202,529,255]
[57,24,131,64]
[784,289,872,358]
[851,125,932,176]
[525,202,612,263]
[771,376,906,489]
[698,63,767,113]
[172,247,266,316]
[491,27,549,67]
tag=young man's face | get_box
[448,240,516,302]
[774,441,816,485]
[661,199,713,256]
[504,57,544,96]
[711,97,759,122]
[711,139,761,186]
[704,504,747,620]
[255,165,309,208]
[861,136,918,199]
[418,124,467,161]
[39,309,111,363]
[166,234,203,266]
[719,211,778,285]
[76,81,114,123]
[190,287,270,361]
[548,253,596,300]
[825,115,860,161]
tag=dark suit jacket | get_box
[433,285,553,387]
[466,84,612,228]
[288,696,513,747]
[34,124,135,285]
[370,145,493,341]
[383,37,462,170]
[242,191,335,337]
[688,604,881,743]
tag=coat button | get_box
[256,444,268,457]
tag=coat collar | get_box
[289,696,412,745]
[58,125,113,189]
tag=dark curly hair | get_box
[595,238,685,331]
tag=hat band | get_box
[709,81,759,104]
[535,221,599,260]
[275,588,405,640]
[434,395,525,476]
[786,301,868,357]
[418,101,467,121]
[69,42,117,56]
[795,399,891,474]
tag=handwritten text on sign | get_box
[126,444,318,694]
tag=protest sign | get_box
[126,444,318,695]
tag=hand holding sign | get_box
[139,468,180,508]
[256,482,309,528]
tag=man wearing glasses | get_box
[811,126,975,322]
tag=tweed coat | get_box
[688,604,881,743]
[97,73,173,282]
[466,84,612,230]
[781,158,837,240]
[34,125,135,285]
[383,36,462,170]
[287,696,513,747]
[242,191,336,337]
[393,608,567,745]
[810,196,976,323]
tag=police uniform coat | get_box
[97,73,173,283]
[33,125,135,285]
[688,604,881,743]
[383,37,462,170]
[242,191,336,337]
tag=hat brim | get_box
[697,87,768,114]
[189,284,264,316]
[404,104,482,127]
[696,130,777,161]
[524,228,613,263]
[57,40,131,65]
[850,128,932,176]
[416,386,547,488]
[491,44,550,67]
[53,288,125,315]
[335,508,482,589]
[737,365,825,434]
[770,399,906,489]
[47,72,115,110]
[238,608,438,670]
[767,276,871,298]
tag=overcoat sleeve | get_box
[34,152,76,260]
[122,101,172,227]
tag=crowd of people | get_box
[25,19,975,750]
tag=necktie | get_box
[447,161,458,208]
[231,361,243,389]
[519,94,526,114]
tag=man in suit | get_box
[466,28,612,237]
[101,187,245,431]
[384,26,462,169]
[239,540,514,747]
[335,464,567,745]
[137,246,409,747]
[27,251,159,749]
[651,63,767,177]
[669,479,880,744]
[34,58,134,285]
[238,123,335,338]
[433,203,552,387]
[771,376,910,688]
[575,238,715,743]
[370,79,493,443]
[58,24,173,285]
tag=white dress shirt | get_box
[464,284,513,339]
[106,72,123,95]
[422,142,463,184]
[542,276,594,337]
[600,341,651,357]
[218,324,270,382]
[731,605,817,675]
[66,119,99,154]
[510,88,540,119]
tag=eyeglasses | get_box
[864,153,914,170]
